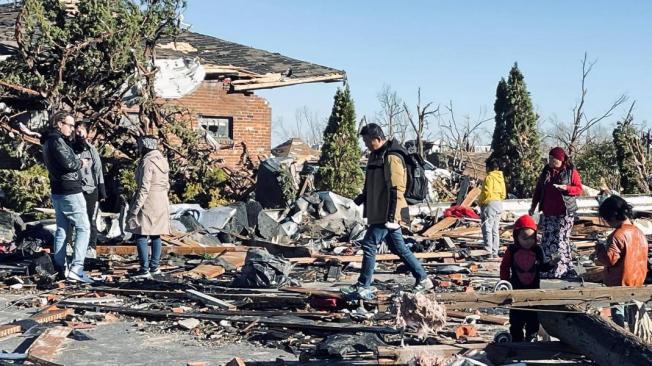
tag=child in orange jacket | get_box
[500,215,557,342]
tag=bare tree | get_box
[294,106,325,147]
[403,87,438,158]
[274,106,326,147]
[553,53,628,157]
[376,84,409,142]
[438,101,492,176]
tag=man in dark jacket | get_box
[41,111,93,283]
[73,121,106,258]
[342,123,432,300]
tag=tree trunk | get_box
[538,305,652,366]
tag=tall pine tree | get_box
[489,63,543,198]
[489,79,509,161]
[613,113,651,194]
[315,87,364,198]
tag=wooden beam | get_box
[289,250,489,264]
[422,217,457,238]
[27,326,71,366]
[538,305,652,366]
[0,308,72,339]
[435,286,652,309]
[231,73,345,91]
[446,310,508,325]
[96,245,246,256]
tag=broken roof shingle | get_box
[0,4,344,90]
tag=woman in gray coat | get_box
[126,135,171,278]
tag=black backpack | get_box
[387,141,428,205]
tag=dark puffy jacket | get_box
[41,129,82,195]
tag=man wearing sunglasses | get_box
[40,111,93,283]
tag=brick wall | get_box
[164,80,272,168]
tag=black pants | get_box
[83,189,98,249]
[509,309,539,342]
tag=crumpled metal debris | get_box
[391,291,446,339]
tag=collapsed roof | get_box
[0,3,345,92]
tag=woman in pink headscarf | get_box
[529,147,583,279]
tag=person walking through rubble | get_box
[479,158,506,258]
[500,214,558,342]
[596,195,648,327]
[343,123,433,300]
[73,121,106,259]
[529,147,583,279]
[126,135,171,279]
[41,111,93,283]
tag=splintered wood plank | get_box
[27,326,72,365]
[215,251,247,269]
[461,187,482,207]
[0,308,72,339]
[436,286,652,309]
[289,250,489,264]
[422,217,458,238]
[187,264,225,279]
[96,245,246,256]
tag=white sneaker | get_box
[67,270,94,284]
[86,248,97,259]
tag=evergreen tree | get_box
[489,78,509,161]
[315,87,364,198]
[489,63,543,198]
[613,113,651,194]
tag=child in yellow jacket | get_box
[479,158,507,257]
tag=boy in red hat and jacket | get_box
[500,215,558,342]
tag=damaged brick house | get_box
[0,3,344,168]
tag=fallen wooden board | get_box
[446,310,508,325]
[96,245,246,256]
[435,285,652,309]
[539,305,652,366]
[378,343,487,365]
[214,251,247,268]
[27,326,71,365]
[0,308,72,339]
[422,217,458,238]
[461,187,481,207]
[186,264,225,279]
[186,289,235,310]
[289,250,490,264]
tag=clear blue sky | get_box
[185,0,652,145]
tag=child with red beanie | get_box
[500,215,558,342]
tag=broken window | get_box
[199,115,233,142]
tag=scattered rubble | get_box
[1,165,652,365]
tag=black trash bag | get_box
[0,209,25,243]
[29,252,56,277]
[316,333,386,359]
[232,248,292,288]
[255,159,287,209]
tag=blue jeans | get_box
[358,224,428,287]
[135,234,161,271]
[51,193,90,274]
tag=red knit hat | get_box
[549,147,566,162]
[513,214,538,237]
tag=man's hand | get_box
[554,184,568,192]
[385,222,400,230]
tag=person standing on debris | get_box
[500,215,558,342]
[73,121,106,259]
[479,158,506,258]
[344,123,433,299]
[126,135,171,279]
[596,195,648,327]
[529,147,583,279]
[41,111,94,283]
